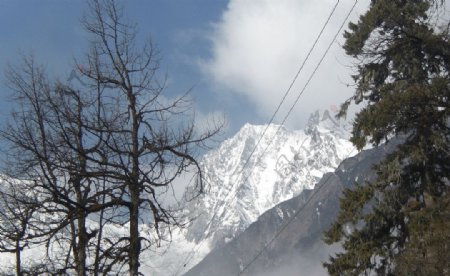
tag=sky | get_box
[0,0,371,140]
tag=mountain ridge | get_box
[185,139,398,276]
[147,110,355,275]
[183,110,353,248]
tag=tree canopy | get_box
[324,0,449,274]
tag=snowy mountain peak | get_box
[183,110,354,246]
[307,109,337,125]
[238,122,286,134]
[306,109,349,138]
[144,110,355,274]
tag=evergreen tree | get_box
[324,0,449,274]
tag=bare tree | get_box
[1,1,221,275]
[1,56,106,275]
[2,55,135,275]
[78,0,222,274]
[0,177,39,275]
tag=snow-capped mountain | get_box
[185,139,398,276]
[144,110,355,275]
[184,110,354,249]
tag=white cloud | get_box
[202,0,370,128]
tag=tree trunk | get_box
[73,176,87,276]
[129,78,141,275]
[15,239,21,276]
[129,186,140,276]
[76,215,88,276]
[94,179,106,276]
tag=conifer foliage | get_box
[324,0,449,274]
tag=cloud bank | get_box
[203,0,370,128]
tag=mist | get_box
[258,243,341,276]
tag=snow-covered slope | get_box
[147,110,355,275]
[185,139,397,276]
[185,110,353,247]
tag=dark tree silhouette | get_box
[324,0,449,274]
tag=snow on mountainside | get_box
[186,139,398,276]
[149,110,355,275]
[184,110,354,247]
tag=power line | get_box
[236,0,341,178]
[238,2,360,274]
[173,1,343,274]
[239,0,359,191]
[238,150,356,275]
